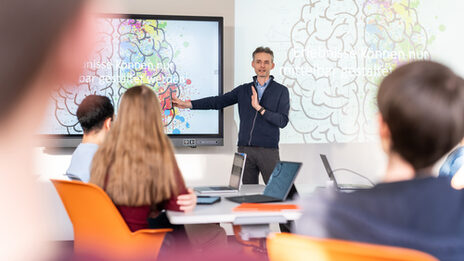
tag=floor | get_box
[49,236,269,261]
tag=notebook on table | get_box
[194,152,246,194]
[226,161,302,203]
[233,203,300,212]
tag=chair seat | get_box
[267,233,438,261]
[51,179,172,260]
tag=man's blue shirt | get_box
[256,78,270,101]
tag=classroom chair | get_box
[266,233,438,261]
[51,179,172,261]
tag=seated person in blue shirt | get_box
[294,61,464,261]
[66,95,114,182]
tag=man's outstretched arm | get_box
[172,87,240,110]
[172,96,192,109]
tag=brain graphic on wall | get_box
[282,0,429,143]
[51,18,190,134]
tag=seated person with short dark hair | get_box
[66,95,114,182]
[294,61,464,261]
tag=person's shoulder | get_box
[232,82,253,93]
[374,176,456,196]
[269,79,289,93]
[78,143,99,152]
[271,80,286,88]
[72,143,99,158]
[78,142,99,149]
[235,82,253,89]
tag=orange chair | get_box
[51,179,172,261]
[267,233,438,261]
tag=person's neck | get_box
[382,152,416,183]
[257,75,270,86]
[82,131,104,145]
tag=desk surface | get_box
[167,185,302,225]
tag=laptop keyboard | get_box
[226,194,279,203]
[209,186,233,190]
[339,184,373,190]
[195,186,234,191]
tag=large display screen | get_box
[40,14,223,146]
[235,0,463,144]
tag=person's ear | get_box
[104,117,112,130]
[378,114,391,153]
[271,62,275,70]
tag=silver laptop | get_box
[320,154,373,191]
[194,152,246,194]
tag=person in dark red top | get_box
[90,85,197,232]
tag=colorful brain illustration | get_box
[50,18,192,134]
[282,0,429,143]
[117,19,186,127]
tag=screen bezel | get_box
[39,13,224,145]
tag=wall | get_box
[38,0,236,241]
[37,0,447,241]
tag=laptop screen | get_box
[320,154,336,182]
[263,161,302,200]
[229,153,246,189]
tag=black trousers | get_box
[238,146,279,184]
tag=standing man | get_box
[173,47,294,195]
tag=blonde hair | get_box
[90,85,182,206]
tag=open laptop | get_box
[226,161,302,203]
[64,173,82,181]
[194,152,247,194]
[320,154,373,191]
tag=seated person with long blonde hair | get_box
[90,85,196,232]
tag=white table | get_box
[166,185,302,239]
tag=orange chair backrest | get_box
[51,179,170,260]
[267,233,438,261]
